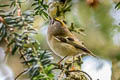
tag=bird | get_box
[47,18,96,63]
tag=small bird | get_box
[47,18,96,62]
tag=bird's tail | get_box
[80,46,97,57]
[87,49,97,57]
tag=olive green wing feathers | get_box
[54,36,96,57]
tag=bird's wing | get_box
[54,36,96,57]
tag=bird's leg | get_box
[57,55,68,65]
[57,55,68,69]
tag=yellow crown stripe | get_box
[55,18,66,27]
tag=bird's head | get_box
[48,18,68,36]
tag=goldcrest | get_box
[47,18,96,58]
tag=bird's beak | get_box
[50,18,55,25]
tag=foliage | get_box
[56,0,72,17]
[115,2,120,10]
[23,43,54,80]
[32,0,49,19]
[0,0,54,80]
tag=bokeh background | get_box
[0,0,120,80]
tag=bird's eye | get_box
[67,37,74,41]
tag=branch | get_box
[15,69,28,80]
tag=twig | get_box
[15,69,28,80]
[0,16,10,28]
[15,0,21,16]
